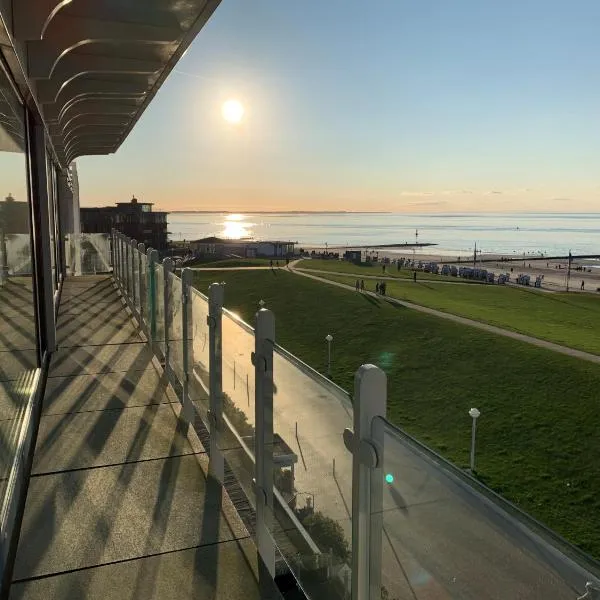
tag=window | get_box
[0,64,38,496]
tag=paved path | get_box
[292,269,600,365]
[10,276,260,600]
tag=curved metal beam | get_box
[27,15,180,79]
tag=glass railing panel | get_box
[168,272,184,386]
[190,288,210,423]
[221,309,256,453]
[270,343,353,599]
[65,233,112,275]
[139,252,148,333]
[371,416,597,600]
[154,263,165,357]
[132,247,140,314]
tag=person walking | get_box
[581,280,585,291]
[355,279,360,292]
[375,282,380,294]
[360,279,365,291]
[381,282,386,296]
[413,270,417,283]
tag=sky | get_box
[77,0,600,213]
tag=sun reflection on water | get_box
[220,213,253,239]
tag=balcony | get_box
[6,229,600,599]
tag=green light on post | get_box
[385,473,394,484]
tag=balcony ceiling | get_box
[4,0,221,166]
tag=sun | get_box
[221,99,244,124]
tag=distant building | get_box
[189,237,295,258]
[80,196,168,252]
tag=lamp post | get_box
[469,407,481,472]
[325,334,333,377]
[259,299,265,309]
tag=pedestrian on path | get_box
[375,282,380,294]
[413,270,417,283]
[360,279,365,291]
[355,279,360,291]
[381,282,386,296]
[581,280,585,291]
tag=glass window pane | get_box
[0,73,39,502]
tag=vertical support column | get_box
[130,238,137,316]
[138,243,145,330]
[181,268,194,421]
[147,249,157,346]
[253,308,276,577]
[344,364,386,600]
[28,116,56,353]
[208,283,224,482]
[162,257,173,366]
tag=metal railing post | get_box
[208,282,225,482]
[138,242,145,330]
[253,308,276,577]
[147,248,158,347]
[344,364,386,600]
[181,268,194,421]
[163,257,173,367]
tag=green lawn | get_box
[296,258,456,281]
[188,258,276,268]
[304,271,600,355]
[192,268,600,559]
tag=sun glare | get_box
[222,99,244,124]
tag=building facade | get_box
[189,236,295,258]
[81,196,169,252]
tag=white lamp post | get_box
[468,407,481,472]
[258,299,265,309]
[325,334,333,377]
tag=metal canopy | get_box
[1,0,221,166]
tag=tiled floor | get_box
[9,276,261,600]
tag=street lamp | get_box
[325,334,333,377]
[468,407,481,472]
[258,299,265,309]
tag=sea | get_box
[167,212,600,260]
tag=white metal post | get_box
[253,308,276,577]
[138,242,145,329]
[343,364,386,600]
[163,257,174,367]
[181,268,194,422]
[208,283,225,482]
[469,408,480,472]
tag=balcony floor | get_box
[9,276,261,600]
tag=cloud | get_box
[397,191,434,197]
[488,190,503,195]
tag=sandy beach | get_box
[304,245,600,293]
